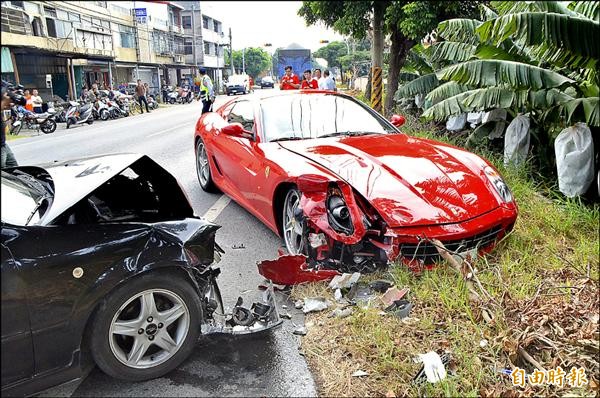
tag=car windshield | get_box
[260,93,396,142]
[1,171,52,226]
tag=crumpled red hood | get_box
[279,134,500,227]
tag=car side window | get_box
[228,101,255,133]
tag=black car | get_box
[260,76,275,88]
[1,154,280,396]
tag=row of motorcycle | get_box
[9,90,158,135]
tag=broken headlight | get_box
[484,166,513,203]
[327,187,354,235]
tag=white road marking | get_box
[146,124,187,137]
[202,195,232,222]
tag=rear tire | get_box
[40,119,57,134]
[89,271,202,382]
[100,109,109,121]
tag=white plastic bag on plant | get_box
[504,114,530,167]
[555,123,595,197]
[467,112,484,128]
[482,108,507,124]
[446,113,467,131]
[415,94,425,108]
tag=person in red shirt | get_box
[300,69,318,89]
[279,65,300,90]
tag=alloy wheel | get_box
[196,141,210,187]
[108,289,190,369]
[283,189,305,254]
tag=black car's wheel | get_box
[40,119,57,134]
[90,271,201,381]
[282,188,306,255]
[195,137,219,193]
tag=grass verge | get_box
[291,114,599,397]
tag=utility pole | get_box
[242,47,245,74]
[191,2,197,73]
[133,0,140,81]
[229,27,234,75]
[371,2,384,114]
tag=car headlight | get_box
[484,166,513,203]
[326,187,354,235]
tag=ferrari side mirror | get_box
[390,114,406,127]
[222,122,252,139]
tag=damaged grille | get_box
[400,225,503,264]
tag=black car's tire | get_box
[195,137,219,193]
[40,119,57,134]
[90,271,202,382]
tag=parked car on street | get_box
[224,74,250,95]
[194,91,518,282]
[260,76,275,88]
[1,153,281,397]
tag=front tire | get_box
[100,109,109,121]
[40,119,57,134]
[195,137,219,193]
[90,271,202,382]
[282,188,306,255]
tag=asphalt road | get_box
[10,89,318,397]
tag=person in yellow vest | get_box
[198,68,215,114]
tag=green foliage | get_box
[314,41,348,70]
[231,47,271,78]
[394,73,439,100]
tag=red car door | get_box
[211,101,265,213]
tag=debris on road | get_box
[351,370,369,377]
[280,312,292,320]
[333,288,343,302]
[347,283,378,308]
[328,272,361,290]
[330,307,353,319]
[369,279,395,293]
[381,287,409,308]
[293,326,307,336]
[303,297,330,313]
[384,299,413,319]
[257,254,340,285]
[294,300,303,309]
[232,243,246,249]
[413,352,448,384]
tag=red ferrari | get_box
[194,90,517,275]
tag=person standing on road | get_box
[279,66,300,90]
[31,89,43,113]
[314,69,325,89]
[136,79,150,113]
[24,89,34,112]
[1,83,18,168]
[198,68,215,114]
[300,70,318,89]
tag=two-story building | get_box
[1,0,225,100]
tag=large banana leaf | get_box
[561,97,600,126]
[403,45,435,75]
[480,4,498,21]
[436,60,574,90]
[395,73,439,100]
[430,41,477,63]
[461,87,574,110]
[572,1,599,20]
[425,81,469,104]
[437,19,482,44]
[477,12,600,69]
[491,1,581,16]
[421,90,479,120]
[398,72,420,82]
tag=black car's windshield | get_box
[261,93,396,142]
[1,171,52,226]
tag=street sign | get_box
[133,8,146,17]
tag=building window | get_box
[32,16,42,36]
[204,41,210,55]
[43,6,56,18]
[94,1,107,7]
[119,24,135,48]
[9,1,24,8]
[213,21,220,33]
[68,12,80,23]
[202,16,208,29]
[46,18,72,39]
[182,15,191,29]
[56,9,68,20]
[184,38,193,55]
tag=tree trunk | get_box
[365,73,372,101]
[385,30,415,116]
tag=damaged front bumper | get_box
[197,266,283,335]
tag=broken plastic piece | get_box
[381,287,409,308]
[294,300,303,309]
[328,272,361,290]
[352,370,369,377]
[330,307,353,319]
[413,352,447,383]
[308,232,328,248]
[369,279,394,293]
[303,297,330,313]
[347,283,377,308]
[257,254,340,285]
[334,288,343,302]
[384,299,412,319]
[293,326,307,336]
[232,243,246,249]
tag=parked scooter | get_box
[92,97,110,121]
[10,105,58,135]
[166,89,179,104]
[147,94,158,110]
[107,97,129,118]
[65,100,94,129]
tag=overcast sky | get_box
[201,1,345,53]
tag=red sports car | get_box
[194,90,517,276]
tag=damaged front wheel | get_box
[283,188,306,255]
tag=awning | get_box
[1,47,14,73]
